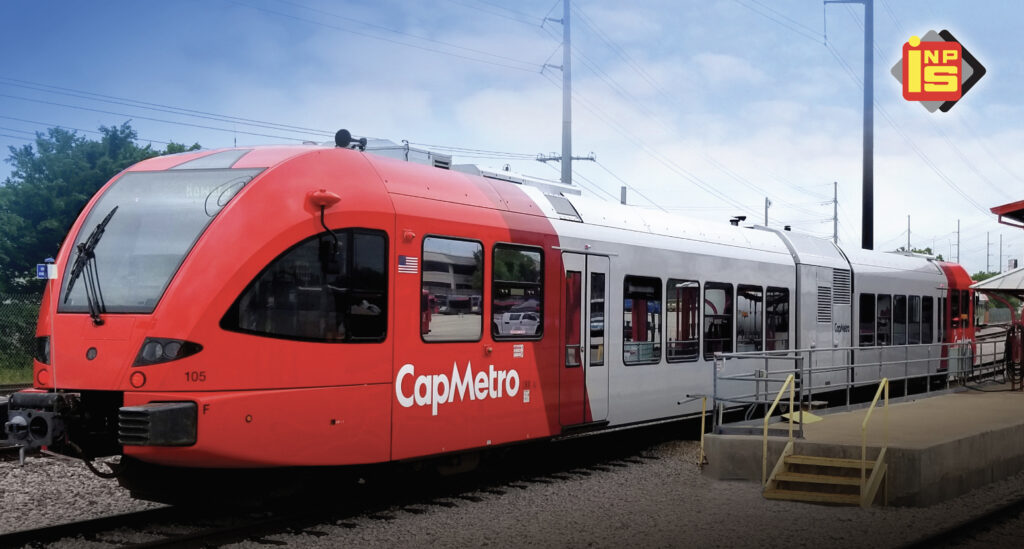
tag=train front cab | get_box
[8,147,406,471]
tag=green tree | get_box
[0,123,199,291]
[896,246,944,261]
[972,271,1000,282]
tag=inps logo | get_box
[902,36,961,102]
[891,30,986,113]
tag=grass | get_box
[0,353,33,384]
[0,366,32,384]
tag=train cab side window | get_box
[491,244,543,340]
[893,295,907,345]
[876,295,892,346]
[667,279,699,362]
[922,297,934,343]
[908,296,922,344]
[736,285,763,352]
[859,293,875,347]
[623,276,662,365]
[766,287,790,351]
[422,237,484,342]
[704,282,734,360]
[221,229,388,342]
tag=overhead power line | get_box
[0,77,332,137]
[232,0,541,73]
[0,92,313,142]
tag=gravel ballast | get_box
[3,441,1024,548]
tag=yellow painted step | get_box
[784,455,874,469]
[763,488,861,505]
[774,471,862,486]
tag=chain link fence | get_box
[0,293,42,383]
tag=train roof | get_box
[841,246,944,276]
[122,143,960,281]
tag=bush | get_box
[0,293,41,382]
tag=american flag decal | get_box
[398,255,419,274]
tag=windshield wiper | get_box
[64,206,118,325]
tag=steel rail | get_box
[0,507,180,548]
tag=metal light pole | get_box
[825,0,873,250]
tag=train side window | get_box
[422,236,483,342]
[667,279,699,362]
[908,296,922,344]
[737,285,763,352]
[859,293,875,347]
[950,290,960,327]
[623,276,662,365]
[893,295,907,345]
[876,295,892,346]
[491,244,543,340]
[766,287,789,351]
[923,297,934,343]
[960,291,970,327]
[221,228,388,342]
[938,296,946,342]
[704,282,734,360]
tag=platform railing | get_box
[761,374,795,486]
[711,341,979,431]
[861,378,889,489]
[859,378,889,507]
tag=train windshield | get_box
[58,168,262,314]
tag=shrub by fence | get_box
[0,293,41,383]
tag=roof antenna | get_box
[335,129,367,151]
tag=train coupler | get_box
[3,392,81,456]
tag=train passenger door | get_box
[560,253,610,427]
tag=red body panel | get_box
[938,261,976,347]
[123,386,391,467]
[34,146,575,468]
[379,159,564,459]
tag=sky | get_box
[1,0,1022,276]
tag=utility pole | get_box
[957,219,961,263]
[538,1,594,184]
[832,181,838,244]
[825,0,873,250]
[765,197,771,226]
[560,0,572,186]
[1000,234,1003,273]
[907,215,911,251]
[987,232,990,272]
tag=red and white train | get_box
[3,132,976,496]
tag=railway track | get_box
[0,423,678,548]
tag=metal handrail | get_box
[861,378,889,489]
[762,373,795,486]
[713,341,976,411]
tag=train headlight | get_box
[133,338,203,366]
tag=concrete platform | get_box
[704,384,1024,506]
